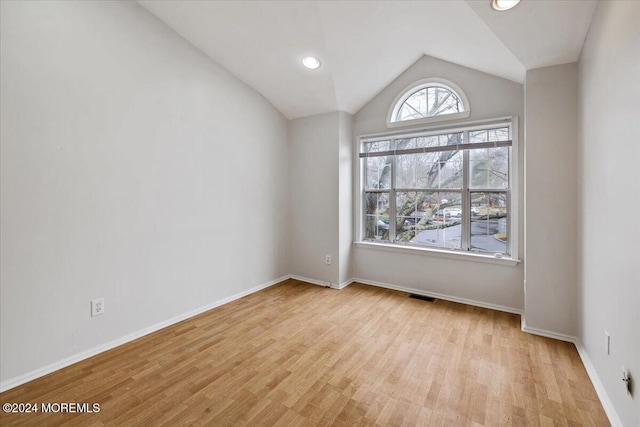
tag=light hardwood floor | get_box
[0,279,609,426]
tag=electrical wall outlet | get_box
[91,298,104,317]
[325,255,331,265]
[622,366,632,395]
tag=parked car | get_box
[377,219,389,230]
[375,219,389,236]
[444,208,462,217]
[403,211,426,226]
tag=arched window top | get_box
[387,78,470,128]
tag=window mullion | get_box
[462,130,470,251]
[506,188,511,256]
[362,150,367,241]
[389,141,397,242]
[507,125,512,255]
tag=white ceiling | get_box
[137,0,597,120]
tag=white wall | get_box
[289,111,353,287]
[577,1,640,425]
[289,113,340,285]
[524,63,578,338]
[352,55,525,311]
[0,0,289,385]
[338,111,353,286]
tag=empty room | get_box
[1,0,638,425]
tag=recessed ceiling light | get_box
[491,0,521,11]
[301,56,321,70]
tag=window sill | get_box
[354,241,520,266]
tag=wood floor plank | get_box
[0,280,609,426]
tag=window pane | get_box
[469,147,508,189]
[395,191,428,243]
[398,191,462,249]
[396,87,464,122]
[397,89,427,121]
[396,151,462,189]
[363,139,393,154]
[427,87,462,116]
[365,156,391,189]
[470,192,508,254]
[396,133,462,151]
[469,127,509,143]
[364,192,390,241]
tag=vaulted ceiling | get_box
[137,0,597,120]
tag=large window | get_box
[360,120,515,257]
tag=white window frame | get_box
[355,116,520,266]
[387,77,471,128]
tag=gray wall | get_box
[577,1,640,425]
[524,63,578,338]
[289,110,353,287]
[352,55,525,311]
[289,112,340,285]
[338,111,354,286]
[0,0,290,385]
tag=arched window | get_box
[387,78,470,127]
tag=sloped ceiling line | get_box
[137,0,597,120]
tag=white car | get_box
[444,208,462,217]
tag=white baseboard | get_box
[352,277,523,315]
[519,322,622,427]
[574,341,623,427]
[520,319,578,343]
[288,275,353,290]
[2,274,622,427]
[0,275,289,393]
[338,279,354,289]
[289,274,332,288]
[352,278,620,426]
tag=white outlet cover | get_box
[622,366,632,395]
[91,298,104,317]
